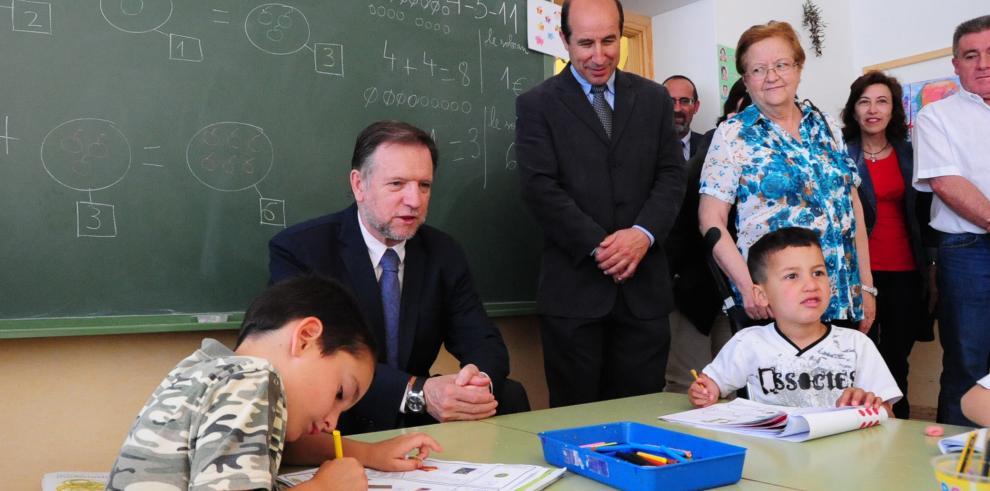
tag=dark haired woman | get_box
[841,70,937,419]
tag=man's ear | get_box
[752,283,770,308]
[349,169,365,203]
[289,316,324,357]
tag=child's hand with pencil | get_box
[309,456,367,491]
[688,369,720,408]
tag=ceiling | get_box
[621,0,700,17]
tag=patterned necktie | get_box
[591,85,613,138]
[379,248,400,368]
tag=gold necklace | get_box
[864,142,890,163]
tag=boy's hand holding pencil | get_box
[688,369,720,408]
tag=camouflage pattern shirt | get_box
[107,338,287,491]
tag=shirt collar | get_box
[680,131,691,147]
[738,99,815,128]
[958,86,990,107]
[356,210,407,268]
[569,64,616,96]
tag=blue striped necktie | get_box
[379,248,400,368]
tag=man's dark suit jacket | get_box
[688,131,705,160]
[515,66,686,319]
[665,130,725,335]
[268,204,510,432]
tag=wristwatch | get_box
[404,376,428,414]
[861,285,878,297]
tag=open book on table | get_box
[43,460,565,491]
[660,398,888,442]
[277,458,566,491]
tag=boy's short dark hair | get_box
[747,227,823,284]
[235,275,377,357]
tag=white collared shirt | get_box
[913,88,990,234]
[569,64,616,109]
[357,212,407,288]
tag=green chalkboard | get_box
[0,0,542,327]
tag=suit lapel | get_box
[610,70,637,148]
[398,234,424,369]
[340,206,387,362]
[556,65,610,144]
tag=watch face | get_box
[407,394,426,413]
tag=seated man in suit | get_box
[269,121,528,445]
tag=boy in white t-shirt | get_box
[962,373,990,426]
[689,227,901,413]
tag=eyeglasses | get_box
[670,97,696,106]
[745,60,799,80]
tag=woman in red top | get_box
[841,71,937,419]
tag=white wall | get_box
[652,0,986,121]
[651,0,719,132]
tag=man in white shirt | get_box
[913,15,990,426]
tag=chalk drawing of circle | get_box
[100,0,173,34]
[41,118,131,192]
[186,122,274,192]
[244,3,310,55]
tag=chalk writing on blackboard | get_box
[100,0,172,34]
[1,115,21,155]
[185,122,274,193]
[41,118,131,192]
[259,197,286,227]
[244,3,310,56]
[76,201,117,238]
[11,0,53,35]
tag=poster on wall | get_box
[901,75,960,129]
[527,0,568,60]
[718,44,741,105]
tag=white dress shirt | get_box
[913,88,990,234]
[357,214,407,288]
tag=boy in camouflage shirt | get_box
[107,276,441,490]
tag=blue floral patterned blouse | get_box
[700,101,863,321]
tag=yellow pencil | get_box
[333,429,344,459]
[690,369,700,381]
[957,431,978,473]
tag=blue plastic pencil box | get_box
[539,421,747,490]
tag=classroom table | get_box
[350,393,975,490]
[346,420,789,490]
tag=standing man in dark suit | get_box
[515,0,685,407]
[269,121,526,446]
[662,75,705,161]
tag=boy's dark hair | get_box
[235,275,377,357]
[747,227,823,284]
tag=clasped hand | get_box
[423,364,497,422]
[595,228,650,283]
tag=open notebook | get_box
[43,460,565,491]
[661,398,888,442]
[939,428,988,454]
[278,458,565,490]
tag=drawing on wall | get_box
[901,75,960,129]
[718,44,741,106]
[526,0,566,60]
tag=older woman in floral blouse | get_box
[698,21,875,331]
